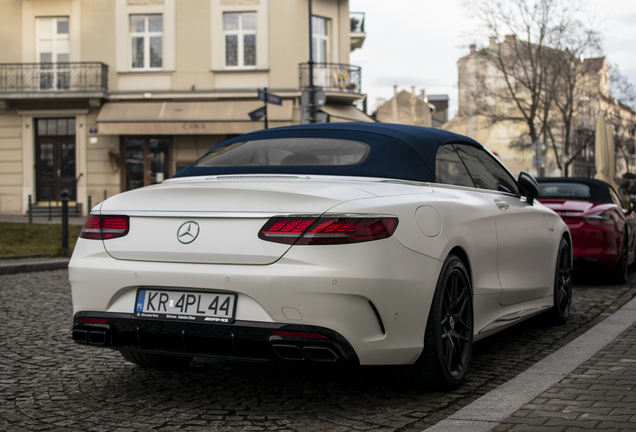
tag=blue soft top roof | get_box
[173,122,483,183]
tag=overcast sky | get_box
[349,0,636,118]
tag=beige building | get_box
[375,86,433,127]
[444,37,635,179]
[0,0,371,216]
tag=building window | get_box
[37,17,70,90]
[223,12,257,68]
[122,137,171,191]
[312,16,329,63]
[130,14,163,70]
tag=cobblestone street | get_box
[1,269,635,432]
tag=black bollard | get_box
[28,195,32,224]
[48,198,52,221]
[88,195,92,214]
[61,189,69,250]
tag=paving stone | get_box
[494,318,636,432]
[1,269,636,431]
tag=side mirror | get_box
[518,171,540,204]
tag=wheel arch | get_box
[448,246,473,294]
[561,230,573,264]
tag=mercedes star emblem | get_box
[177,221,200,244]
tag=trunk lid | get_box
[99,176,375,265]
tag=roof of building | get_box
[583,57,606,73]
[173,123,482,183]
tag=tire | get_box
[610,233,629,285]
[548,238,572,325]
[393,254,473,390]
[120,350,193,369]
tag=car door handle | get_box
[495,200,509,211]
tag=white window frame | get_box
[312,16,329,64]
[129,14,163,71]
[223,12,257,69]
[36,17,70,91]
[37,17,70,63]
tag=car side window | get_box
[455,145,519,195]
[435,144,475,187]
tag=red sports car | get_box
[537,178,635,283]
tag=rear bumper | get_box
[565,221,621,269]
[72,312,358,364]
[69,236,443,365]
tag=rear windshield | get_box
[194,137,370,167]
[539,182,591,198]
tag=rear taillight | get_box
[584,210,617,225]
[80,215,129,240]
[258,217,318,244]
[259,216,398,245]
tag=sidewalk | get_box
[426,296,636,431]
[0,214,82,274]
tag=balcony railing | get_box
[0,62,108,94]
[299,63,361,93]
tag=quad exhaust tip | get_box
[271,344,305,361]
[303,346,339,362]
[271,344,340,362]
[73,328,108,346]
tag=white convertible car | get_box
[70,123,572,389]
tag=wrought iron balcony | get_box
[0,62,108,96]
[299,63,361,94]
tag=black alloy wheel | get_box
[393,254,473,390]
[610,233,629,285]
[549,238,572,325]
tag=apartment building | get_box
[0,0,370,215]
[444,37,635,179]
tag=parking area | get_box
[1,269,635,432]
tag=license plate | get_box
[135,289,236,323]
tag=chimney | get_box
[411,86,417,96]
[470,43,477,54]
[505,34,517,42]
[421,89,428,103]
[489,36,497,48]
[393,85,399,97]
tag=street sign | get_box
[248,106,266,121]
[257,89,283,106]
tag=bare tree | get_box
[544,20,602,175]
[463,0,601,175]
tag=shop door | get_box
[122,137,171,191]
[35,118,76,202]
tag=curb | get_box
[425,294,636,432]
[0,258,70,275]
